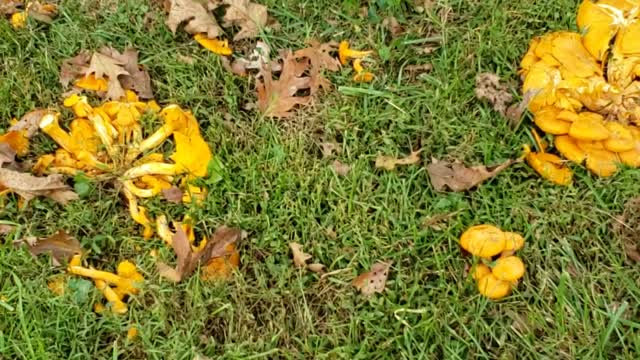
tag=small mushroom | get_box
[568,112,610,141]
[338,41,373,65]
[502,232,525,256]
[477,273,511,299]
[603,122,634,152]
[94,279,127,314]
[460,225,506,258]
[472,263,491,281]
[534,108,571,135]
[74,75,108,92]
[492,256,525,282]
[555,135,587,163]
[194,34,233,55]
[352,59,374,83]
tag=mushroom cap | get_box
[525,151,573,185]
[460,225,506,258]
[534,108,572,135]
[472,263,491,281]
[492,256,526,281]
[477,274,511,300]
[585,149,619,177]
[569,112,610,141]
[117,260,138,278]
[555,135,587,163]
[503,232,525,252]
[577,0,618,61]
[604,122,635,152]
[338,41,350,65]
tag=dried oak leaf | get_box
[161,186,183,203]
[9,109,55,138]
[375,150,422,170]
[292,40,340,94]
[107,47,154,99]
[382,16,403,36]
[166,0,222,38]
[27,1,57,23]
[59,52,91,87]
[475,72,514,117]
[222,0,267,41]
[84,49,130,100]
[158,225,244,282]
[426,158,515,192]
[257,51,312,118]
[0,143,16,166]
[0,1,23,15]
[0,168,78,205]
[289,242,311,268]
[222,41,280,76]
[18,230,82,266]
[352,261,392,296]
[332,160,351,176]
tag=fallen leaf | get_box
[162,186,183,203]
[624,243,640,263]
[221,41,278,76]
[166,0,222,38]
[382,16,403,36]
[60,52,91,87]
[426,158,515,192]
[504,90,539,129]
[332,160,351,176]
[27,1,57,23]
[108,47,154,99]
[257,51,312,118]
[222,0,268,41]
[352,261,392,296]
[9,109,55,138]
[475,72,514,117]
[20,230,82,266]
[201,242,240,281]
[289,242,311,268]
[307,263,325,274]
[0,224,15,234]
[0,1,22,15]
[84,50,130,100]
[292,40,340,94]
[0,168,79,205]
[158,225,244,282]
[320,142,340,158]
[0,143,16,166]
[404,63,433,78]
[375,150,422,170]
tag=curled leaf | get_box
[352,261,392,296]
[18,230,82,266]
[375,150,422,170]
[426,158,515,192]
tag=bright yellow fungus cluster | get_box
[460,225,526,300]
[520,0,640,183]
[338,41,375,82]
[34,90,213,239]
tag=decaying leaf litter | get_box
[1,0,639,343]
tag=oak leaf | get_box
[352,261,392,296]
[166,0,222,38]
[0,1,22,15]
[9,109,56,138]
[292,40,340,94]
[84,51,130,100]
[18,230,82,266]
[60,52,91,87]
[375,150,422,170]
[108,47,154,99]
[222,0,267,41]
[426,158,515,192]
[257,51,312,118]
[0,168,78,205]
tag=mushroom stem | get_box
[339,41,374,65]
[94,279,128,314]
[39,113,81,155]
[88,110,118,158]
[122,187,154,239]
[156,215,174,246]
[123,162,184,179]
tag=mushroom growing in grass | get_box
[338,41,373,65]
[459,225,506,258]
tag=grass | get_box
[1,0,640,358]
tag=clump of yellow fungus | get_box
[520,1,640,182]
[460,225,526,300]
[34,91,214,239]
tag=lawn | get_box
[1,0,640,358]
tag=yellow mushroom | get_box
[524,145,573,185]
[352,59,375,83]
[156,215,174,246]
[568,112,610,141]
[502,232,525,255]
[10,12,27,29]
[477,274,511,300]
[194,34,233,55]
[122,187,154,239]
[472,263,491,281]
[460,225,506,258]
[63,94,93,118]
[554,135,587,163]
[94,279,127,314]
[75,75,108,92]
[492,256,526,281]
[534,108,571,135]
[603,122,635,152]
[126,105,188,161]
[338,41,373,65]
[585,149,619,177]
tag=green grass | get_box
[2,0,640,358]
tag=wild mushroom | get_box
[472,263,491,281]
[194,34,232,55]
[502,232,525,256]
[75,75,108,92]
[492,256,526,282]
[534,108,572,135]
[554,135,587,163]
[338,41,373,65]
[94,279,127,314]
[459,225,506,258]
[477,273,511,300]
[568,112,610,141]
[352,59,374,83]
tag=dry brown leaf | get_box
[382,16,403,36]
[257,51,312,118]
[352,261,392,296]
[60,52,91,87]
[0,224,15,234]
[0,1,23,15]
[166,0,222,38]
[0,168,78,205]
[84,50,130,100]
[27,1,57,23]
[0,143,16,166]
[505,90,539,129]
[9,109,55,138]
[375,150,422,170]
[475,72,514,117]
[109,47,154,99]
[19,230,82,266]
[320,142,340,158]
[222,0,267,41]
[158,225,244,282]
[162,186,183,203]
[221,41,280,76]
[289,242,311,268]
[307,263,325,274]
[332,160,351,176]
[292,40,340,94]
[426,158,515,192]
[405,63,433,77]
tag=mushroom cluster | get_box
[460,225,526,300]
[338,41,375,82]
[34,91,213,239]
[67,255,144,314]
[519,0,640,184]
